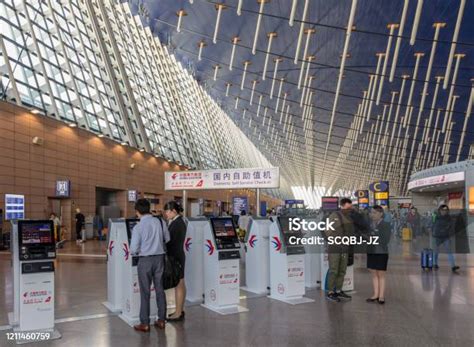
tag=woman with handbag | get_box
[164,201,187,322]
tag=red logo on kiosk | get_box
[108,241,114,256]
[45,296,51,303]
[277,283,285,294]
[205,239,215,255]
[185,237,192,252]
[248,235,257,248]
[171,173,178,180]
[123,243,130,260]
[272,236,282,251]
[196,180,204,187]
[23,292,28,298]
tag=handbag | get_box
[158,217,182,290]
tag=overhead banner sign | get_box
[55,180,71,198]
[370,181,389,207]
[321,197,339,211]
[407,171,465,190]
[232,196,248,215]
[356,190,369,209]
[164,167,280,191]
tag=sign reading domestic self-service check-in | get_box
[164,167,279,190]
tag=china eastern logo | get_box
[272,236,282,251]
[248,235,257,248]
[171,173,178,180]
[108,241,114,256]
[185,237,192,252]
[123,243,130,260]
[205,239,215,255]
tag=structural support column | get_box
[183,190,188,217]
[256,188,261,217]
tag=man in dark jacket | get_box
[432,205,459,273]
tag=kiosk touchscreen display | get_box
[20,221,54,245]
[210,218,239,249]
[18,220,55,260]
[277,217,305,254]
[125,219,139,241]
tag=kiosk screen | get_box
[20,222,54,245]
[277,217,305,254]
[125,219,139,240]
[210,218,239,250]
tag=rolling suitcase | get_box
[421,248,433,270]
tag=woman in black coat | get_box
[366,205,392,304]
[164,201,187,321]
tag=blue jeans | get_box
[433,238,455,267]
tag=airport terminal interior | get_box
[0,0,473,346]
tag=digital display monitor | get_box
[210,218,237,238]
[321,197,339,211]
[210,217,239,250]
[19,221,54,245]
[125,218,139,240]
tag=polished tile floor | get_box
[1,241,473,346]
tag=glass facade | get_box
[0,0,289,198]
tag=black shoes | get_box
[326,292,341,302]
[377,299,385,305]
[337,291,352,300]
[366,297,378,303]
[452,266,460,273]
[167,311,185,322]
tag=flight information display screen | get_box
[20,221,54,245]
[210,218,237,238]
[125,219,139,240]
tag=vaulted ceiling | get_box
[128,0,474,195]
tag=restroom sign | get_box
[55,180,71,197]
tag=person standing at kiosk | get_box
[163,201,187,322]
[326,198,354,302]
[75,208,85,244]
[130,199,170,332]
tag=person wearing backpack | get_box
[432,205,459,273]
[326,198,355,302]
[130,199,170,332]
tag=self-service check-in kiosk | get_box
[103,218,175,326]
[202,217,248,315]
[242,217,271,295]
[268,217,314,304]
[302,218,322,289]
[9,220,61,340]
[184,218,207,304]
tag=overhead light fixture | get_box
[252,0,268,55]
[139,148,145,152]
[69,123,77,128]
[176,9,187,33]
[237,0,243,16]
[270,58,283,99]
[121,142,127,146]
[289,0,298,26]
[213,4,227,44]
[31,109,40,114]
[213,65,221,81]
[229,36,240,71]
[241,61,251,90]
[197,40,206,61]
[410,0,424,45]
[294,0,309,64]
[262,32,277,80]
[98,134,104,138]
